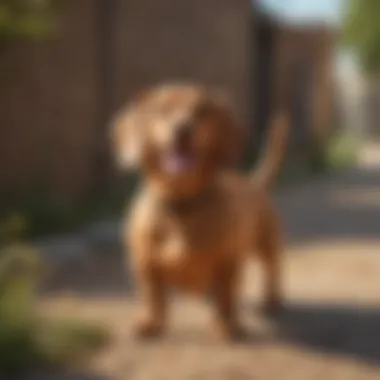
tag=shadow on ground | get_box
[269,302,380,364]
[276,167,380,243]
[41,250,133,298]
[39,165,380,371]
[27,371,110,380]
[43,166,380,298]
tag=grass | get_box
[0,244,110,375]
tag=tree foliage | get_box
[0,0,59,43]
[343,0,380,77]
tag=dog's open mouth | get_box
[163,148,196,174]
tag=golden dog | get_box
[112,83,288,340]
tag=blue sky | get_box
[259,0,350,71]
[259,0,343,25]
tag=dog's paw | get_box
[262,298,284,318]
[212,321,246,343]
[133,317,163,339]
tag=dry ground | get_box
[32,149,380,380]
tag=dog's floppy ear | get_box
[211,91,248,167]
[110,91,151,170]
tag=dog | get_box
[111,83,288,341]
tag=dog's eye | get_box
[194,103,213,121]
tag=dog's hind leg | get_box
[212,259,244,341]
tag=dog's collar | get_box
[161,185,215,214]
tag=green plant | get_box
[0,245,109,375]
[0,173,139,242]
[343,0,380,77]
[0,0,61,44]
[323,132,360,171]
[0,213,28,244]
[0,195,76,242]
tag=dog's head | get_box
[111,83,246,199]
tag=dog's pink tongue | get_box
[164,152,195,174]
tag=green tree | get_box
[0,0,59,44]
[343,0,380,77]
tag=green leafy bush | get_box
[0,245,109,375]
[0,0,60,43]
[324,133,360,171]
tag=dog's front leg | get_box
[257,219,283,316]
[134,263,166,338]
[212,260,243,341]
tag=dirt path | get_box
[36,148,380,380]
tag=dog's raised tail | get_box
[250,110,289,189]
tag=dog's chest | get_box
[150,209,226,291]
[156,206,225,260]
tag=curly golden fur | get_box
[112,83,288,340]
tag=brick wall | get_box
[113,0,252,122]
[0,1,336,205]
[0,0,99,202]
[0,0,252,203]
